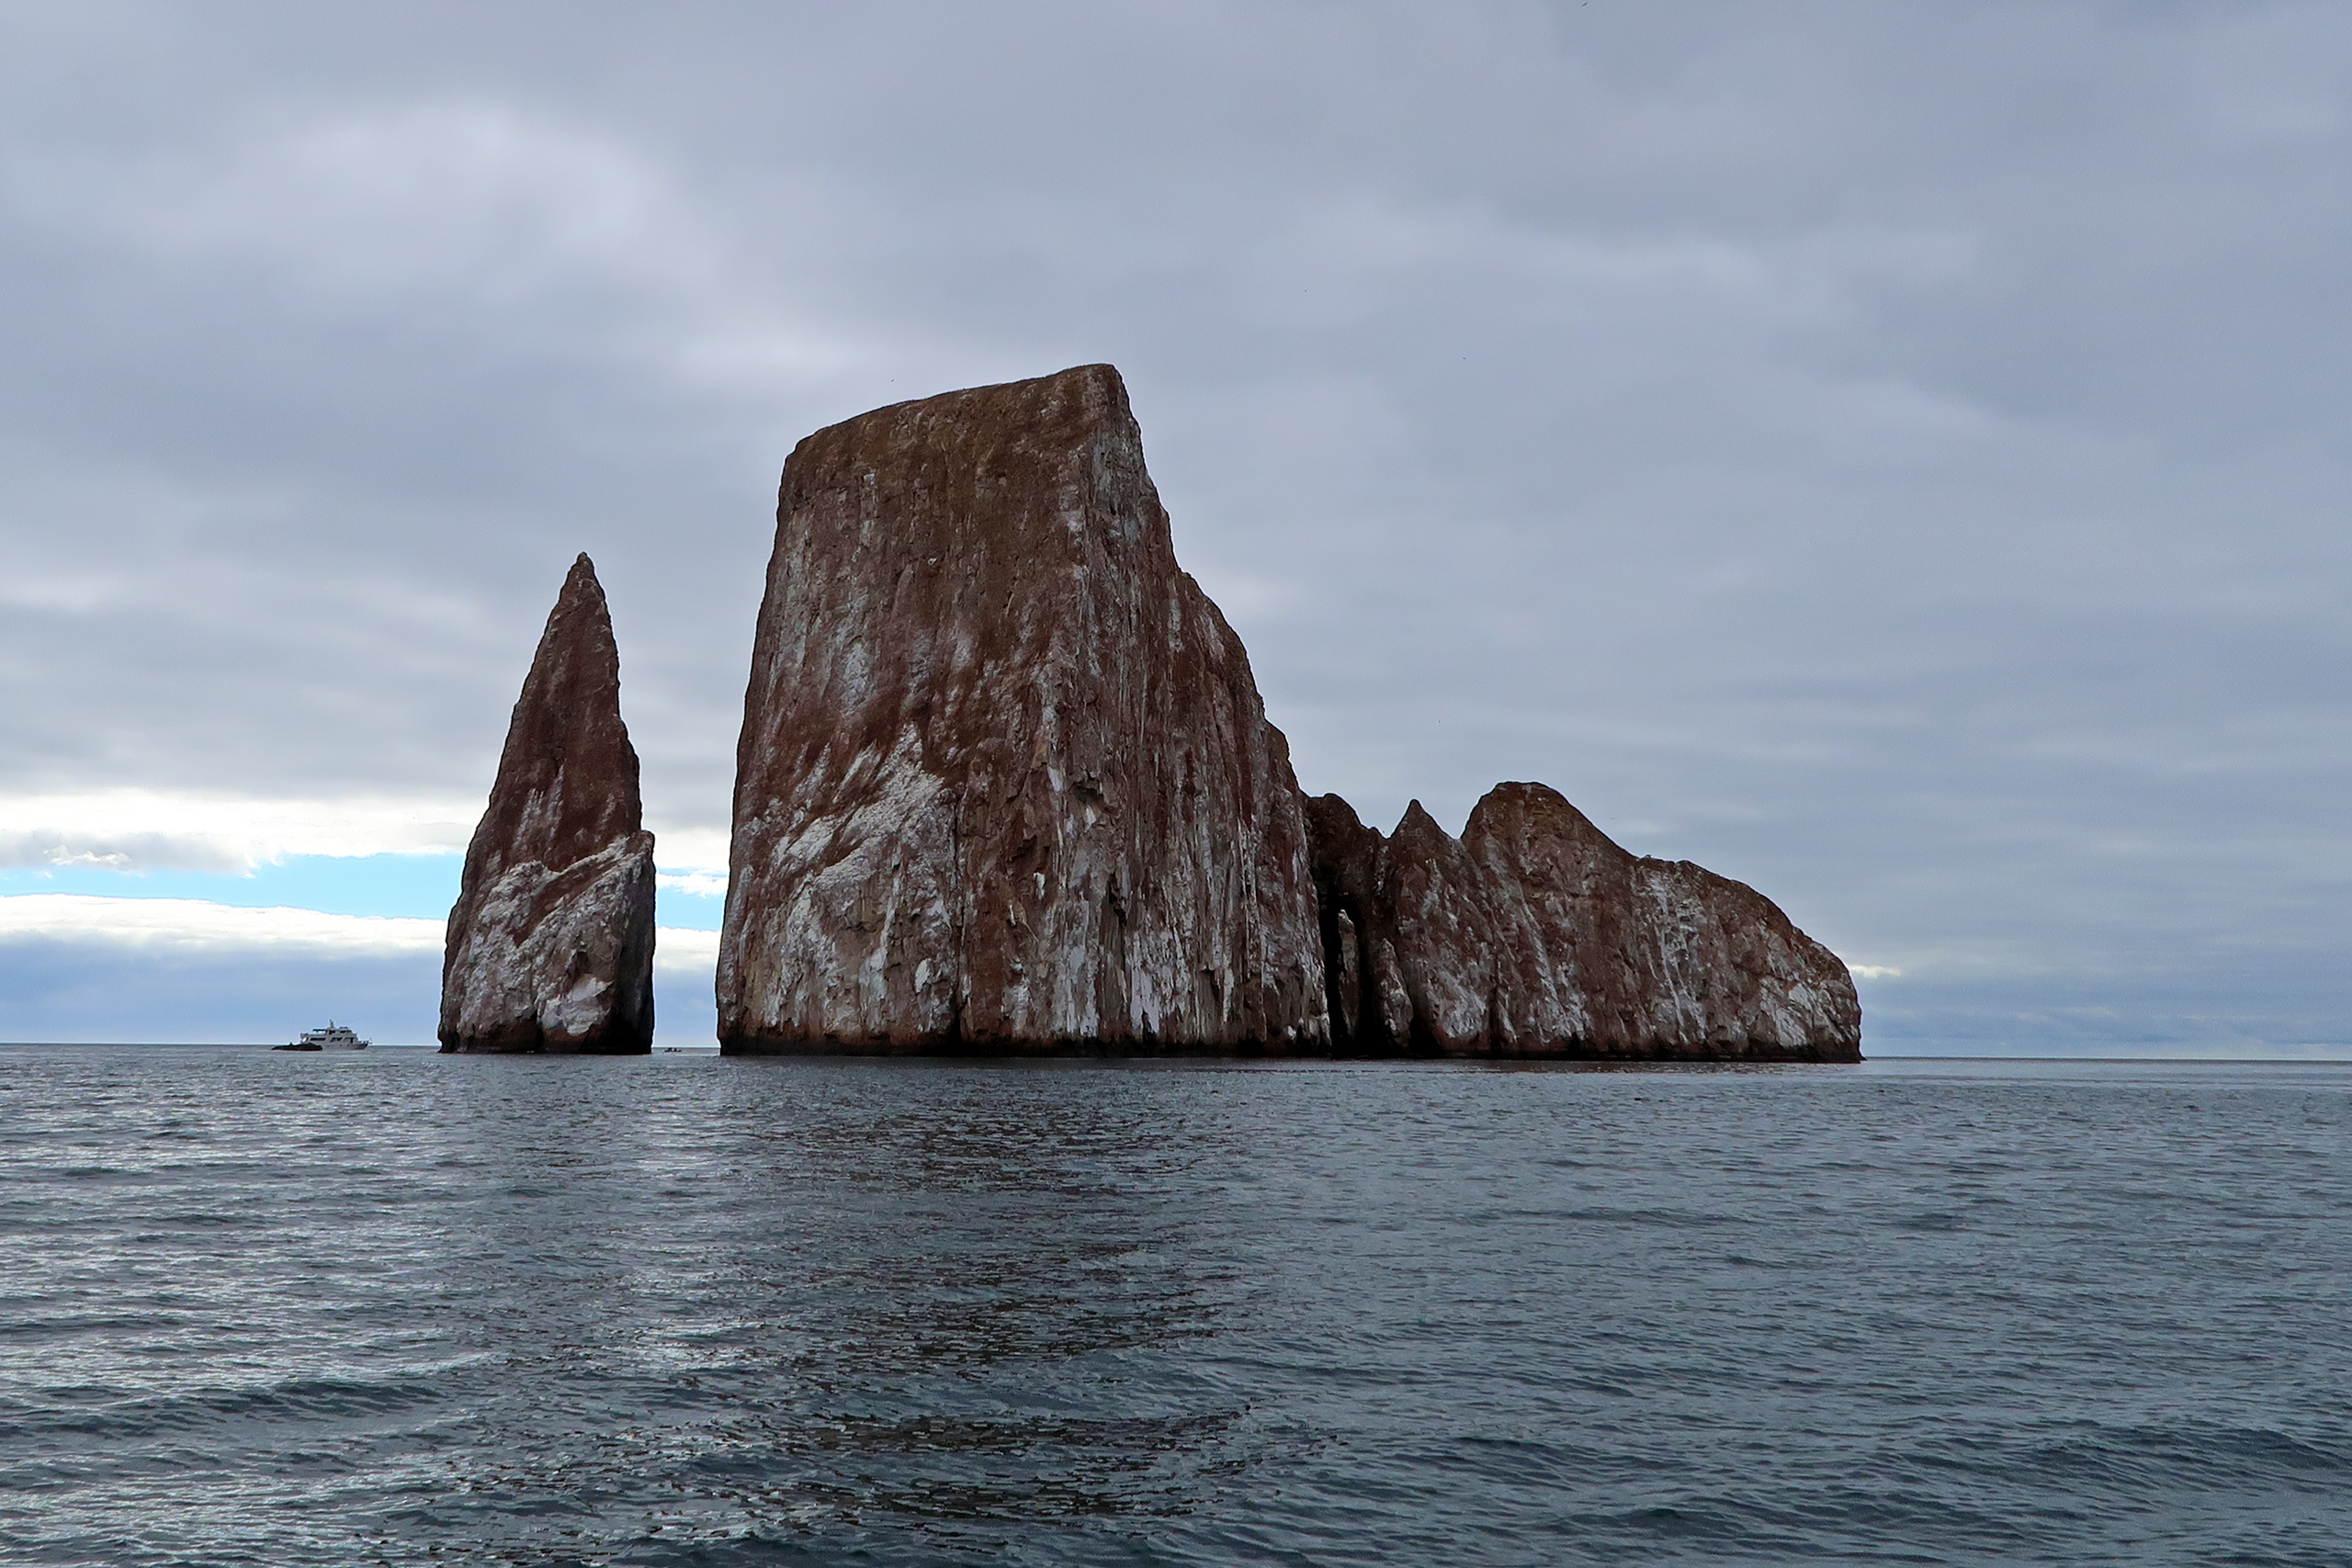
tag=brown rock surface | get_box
[440,554,656,1054]
[1308,784,1860,1060]
[718,364,1328,1054]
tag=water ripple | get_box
[2,1047,2348,1565]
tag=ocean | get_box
[4,1046,2348,1566]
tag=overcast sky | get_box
[1,1,2346,1052]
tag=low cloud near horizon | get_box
[0,897,719,1045]
[1,2,2346,1055]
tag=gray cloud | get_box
[0,907,717,1047]
[0,940,440,1046]
[0,1,2346,1050]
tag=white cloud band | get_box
[0,791,479,872]
[0,893,719,976]
[0,790,734,877]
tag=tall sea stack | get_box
[1307,784,1860,1060]
[440,554,656,1054]
[718,365,1329,1053]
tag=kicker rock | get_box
[718,364,1328,1054]
[440,554,656,1054]
[1308,784,1860,1061]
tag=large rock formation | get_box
[1307,784,1860,1060]
[718,365,1328,1054]
[440,554,656,1054]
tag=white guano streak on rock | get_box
[442,834,654,1045]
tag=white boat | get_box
[278,1021,369,1052]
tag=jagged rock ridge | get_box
[440,554,656,1054]
[1306,784,1860,1060]
[718,364,1329,1054]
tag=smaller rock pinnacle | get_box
[439,553,656,1054]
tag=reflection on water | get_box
[4,1048,2351,1565]
[389,1057,1262,1542]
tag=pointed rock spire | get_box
[439,554,656,1054]
[718,364,1329,1053]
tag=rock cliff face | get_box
[440,554,656,1054]
[718,364,1328,1054]
[1307,784,1860,1061]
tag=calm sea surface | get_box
[4,1047,2349,1567]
